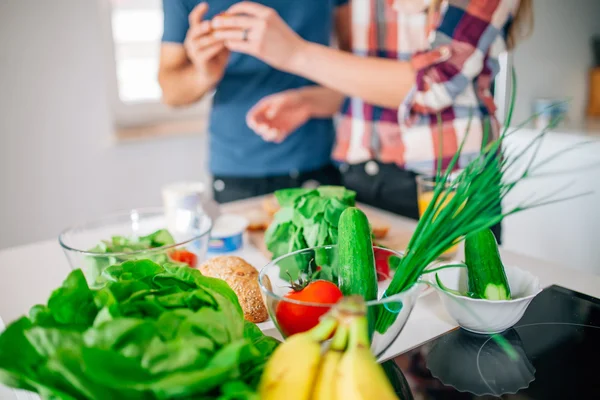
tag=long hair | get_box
[429,0,533,50]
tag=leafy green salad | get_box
[264,186,356,281]
[85,229,195,285]
[0,260,279,399]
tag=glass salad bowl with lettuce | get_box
[59,207,212,287]
[259,245,425,359]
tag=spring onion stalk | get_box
[375,70,594,334]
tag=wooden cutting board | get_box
[223,196,414,260]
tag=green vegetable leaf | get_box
[0,260,268,399]
[25,327,82,358]
[265,221,296,258]
[219,381,260,400]
[317,186,356,205]
[47,270,97,329]
[151,340,258,399]
[139,229,175,247]
[265,186,355,281]
[103,259,165,283]
[316,222,329,246]
[273,188,314,206]
[302,221,321,248]
[0,318,42,385]
[324,197,348,227]
[141,335,213,375]
[272,207,294,223]
[327,225,338,245]
[296,196,326,220]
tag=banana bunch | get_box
[259,296,400,400]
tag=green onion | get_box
[375,69,593,333]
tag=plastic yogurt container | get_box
[162,182,207,231]
[208,214,249,253]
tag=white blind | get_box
[110,0,163,104]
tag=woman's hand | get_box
[247,90,312,143]
[211,2,306,71]
[247,87,345,143]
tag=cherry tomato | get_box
[275,280,343,337]
[169,249,198,268]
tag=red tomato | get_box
[374,247,391,281]
[275,280,343,337]
[169,250,198,268]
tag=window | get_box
[102,0,210,140]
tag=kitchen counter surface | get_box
[1,196,600,398]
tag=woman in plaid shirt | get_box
[211,0,532,237]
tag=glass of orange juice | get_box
[416,174,460,258]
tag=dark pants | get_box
[212,164,342,204]
[340,161,503,244]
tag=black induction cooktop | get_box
[381,285,600,400]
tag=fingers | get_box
[247,101,278,138]
[258,126,283,142]
[185,35,225,60]
[248,92,294,124]
[193,35,224,51]
[411,46,451,70]
[189,2,208,26]
[213,28,254,42]
[200,42,228,61]
[186,21,212,40]
[226,1,274,18]
[223,39,253,54]
[211,14,256,30]
[247,102,269,130]
[185,21,225,57]
[265,96,290,120]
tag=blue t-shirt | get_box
[162,0,347,177]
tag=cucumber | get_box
[337,207,378,301]
[464,228,511,300]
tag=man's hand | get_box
[247,90,312,143]
[211,2,305,72]
[184,3,229,85]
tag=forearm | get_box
[298,86,345,118]
[288,42,415,109]
[158,64,216,107]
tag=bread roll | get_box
[199,256,269,323]
[244,209,271,231]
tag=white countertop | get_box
[1,205,600,399]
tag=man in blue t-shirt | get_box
[159,1,350,203]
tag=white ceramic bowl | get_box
[430,265,542,334]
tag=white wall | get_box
[0,0,209,249]
[512,0,600,124]
[502,130,600,276]
[503,0,600,276]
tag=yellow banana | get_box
[259,318,337,400]
[311,349,342,400]
[311,326,348,400]
[336,312,399,400]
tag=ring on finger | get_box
[242,28,250,41]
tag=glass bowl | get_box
[258,245,424,357]
[59,207,212,287]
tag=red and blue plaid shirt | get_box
[333,0,520,174]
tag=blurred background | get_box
[1,0,600,275]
